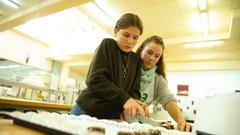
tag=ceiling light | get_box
[184,40,224,48]
[1,0,20,9]
[83,2,114,26]
[95,0,118,21]
[198,0,207,11]
[198,0,209,36]
[200,11,209,36]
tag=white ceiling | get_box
[1,0,240,75]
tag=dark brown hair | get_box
[114,13,143,35]
[136,35,167,80]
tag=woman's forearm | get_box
[165,100,185,124]
[165,100,192,131]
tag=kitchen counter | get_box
[0,97,72,112]
[0,119,45,135]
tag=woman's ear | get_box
[114,28,117,36]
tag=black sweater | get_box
[76,38,141,119]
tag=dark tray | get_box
[0,112,73,135]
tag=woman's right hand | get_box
[123,98,146,117]
[177,121,192,132]
[134,99,149,117]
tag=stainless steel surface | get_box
[124,111,161,127]
[136,112,160,127]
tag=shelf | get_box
[0,78,73,111]
[0,78,67,94]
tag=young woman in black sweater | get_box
[70,13,148,119]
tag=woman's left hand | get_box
[177,121,192,132]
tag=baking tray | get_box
[0,112,72,135]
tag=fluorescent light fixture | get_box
[200,11,209,35]
[1,0,19,8]
[198,0,207,11]
[70,8,96,30]
[184,40,224,48]
[95,0,118,21]
[84,2,114,26]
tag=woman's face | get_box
[115,26,140,53]
[141,41,163,70]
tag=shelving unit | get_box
[0,78,72,112]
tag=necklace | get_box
[119,51,131,78]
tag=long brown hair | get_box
[114,13,143,35]
[136,35,167,80]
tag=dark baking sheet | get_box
[0,112,72,135]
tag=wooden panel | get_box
[0,97,72,111]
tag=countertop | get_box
[0,97,72,111]
[0,119,45,135]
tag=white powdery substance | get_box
[4,111,191,135]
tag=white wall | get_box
[0,30,52,71]
[167,61,240,71]
[167,71,240,98]
[166,70,240,120]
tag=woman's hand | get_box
[134,99,149,117]
[123,98,145,117]
[177,121,192,132]
[119,112,125,121]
